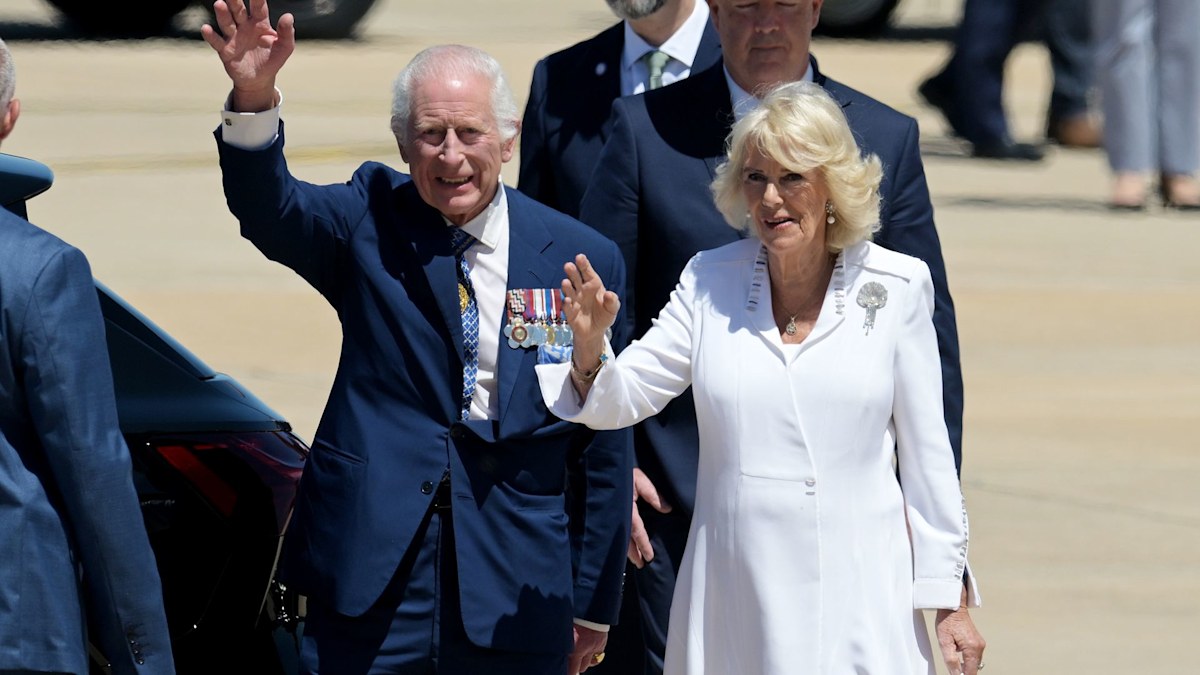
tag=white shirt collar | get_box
[621,0,710,74]
[724,61,816,122]
[442,181,506,251]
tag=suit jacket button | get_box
[450,427,465,440]
[421,481,435,494]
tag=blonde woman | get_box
[539,81,984,675]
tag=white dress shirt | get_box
[620,0,711,96]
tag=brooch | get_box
[855,281,888,335]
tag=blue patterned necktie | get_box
[449,227,479,421]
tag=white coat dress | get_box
[538,238,979,675]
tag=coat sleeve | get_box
[216,123,369,309]
[571,240,634,625]
[876,118,965,475]
[539,254,698,430]
[517,58,561,212]
[578,98,643,343]
[891,261,979,610]
[21,247,175,674]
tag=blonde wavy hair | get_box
[711,81,883,252]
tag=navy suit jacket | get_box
[217,127,633,655]
[0,209,173,674]
[518,19,722,218]
[578,58,964,514]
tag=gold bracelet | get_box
[570,353,608,383]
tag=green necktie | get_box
[643,49,671,90]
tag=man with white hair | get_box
[0,37,174,675]
[203,2,632,673]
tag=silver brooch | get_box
[855,281,888,335]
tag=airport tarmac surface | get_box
[2,1,1197,672]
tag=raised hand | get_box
[561,253,620,380]
[200,0,295,112]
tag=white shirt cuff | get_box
[573,618,610,633]
[220,88,283,150]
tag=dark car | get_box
[41,0,379,39]
[2,152,307,675]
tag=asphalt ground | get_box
[2,1,1198,673]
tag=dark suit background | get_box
[519,18,722,674]
[519,19,722,219]
[577,57,964,673]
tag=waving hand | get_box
[200,0,295,112]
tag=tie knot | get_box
[449,227,475,257]
[642,49,671,89]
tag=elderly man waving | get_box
[202,2,633,673]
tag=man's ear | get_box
[501,120,521,163]
[0,98,20,143]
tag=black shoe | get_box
[971,139,1045,162]
[917,76,965,138]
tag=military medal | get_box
[855,281,888,335]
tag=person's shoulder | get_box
[351,161,413,192]
[692,236,760,269]
[819,72,918,131]
[537,22,624,78]
[0,210,76,261]
[511,186,610,245]
[854,240,929,282]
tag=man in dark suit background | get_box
[577,1,976,672]
[202,2,632,673]
[519,3,720,671]
[0,37,174,675]
[519,0,722,218]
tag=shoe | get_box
[1048,114,1102,149]
[917,75,965,138]
[971,139,1045,162]
[1109,172,1148,211]
[1160,173,1200,211]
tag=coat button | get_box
[450,427,465,440]
[805,478,816,487]
[421,481,434,494]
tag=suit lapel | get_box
[404,188,465,364]
[695,61,736,180]
[496,191,555,426]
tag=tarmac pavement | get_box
[2,1,1197,672]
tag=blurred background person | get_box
[542,82,983,675]
[1093,0,1200,210]
[919,0,1101,161]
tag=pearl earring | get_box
[825,201,836,225]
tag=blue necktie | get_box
[449,228,479,421]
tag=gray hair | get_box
[606,0,668,21]
[389,44,519,144]
[0,38,14,115]
[711,81,883,253]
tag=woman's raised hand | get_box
[562,254,620,366]
[201,0,295,112]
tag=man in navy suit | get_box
[202,2,631,673]
[0,38,174,675]
[519,0,722,218]
[577,1,974,672]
